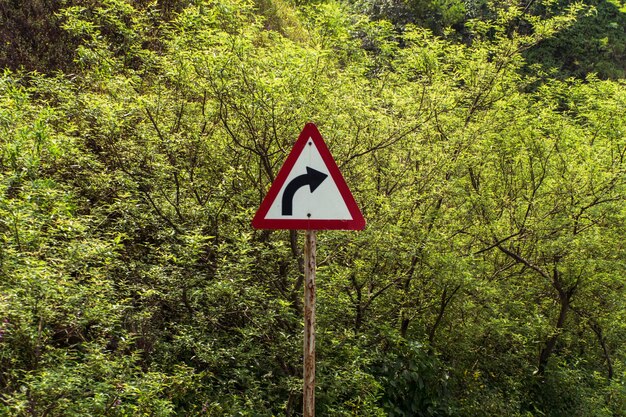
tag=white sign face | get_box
[264,139,353,221]
[252,123,365,230]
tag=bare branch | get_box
[496,244,550,280]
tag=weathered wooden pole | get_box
[303,229,317,417]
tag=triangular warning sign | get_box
[252,123,365,230]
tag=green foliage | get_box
[373,339,451,416]
[525,0,626,79]
[0,0,75,72]
[1,0,626,415]
[348,0,467,33]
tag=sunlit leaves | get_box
[1,0,625,415]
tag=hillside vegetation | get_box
[1,0,626,415]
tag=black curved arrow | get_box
[282,167,328,216]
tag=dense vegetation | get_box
[1,0,625,415]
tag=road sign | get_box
[252,123,365,230]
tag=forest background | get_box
[1,0,626,415]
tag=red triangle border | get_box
[252,123,365,230]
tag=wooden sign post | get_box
[251,123,365,417]
[303,229,317,417]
